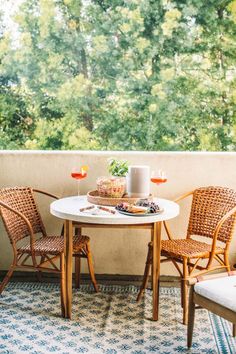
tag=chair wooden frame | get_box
[0,187,98,316]
[137,186,236,324]
[187,271,236,348]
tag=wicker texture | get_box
[18,235,90,256]
[138,186,236,325]
[0,186,98,302]
[161,239,224,259]
[187,186,236,243]
[0,187,44,243]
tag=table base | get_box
[63,221,162,321]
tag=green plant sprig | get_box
[108,158,129,177]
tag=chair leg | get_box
[0,263,16,295]
[86,242,98,292]
[31,252,41,282]
[60,253,66,318]
[37,256,45,282]
[224,251,231,272]
[181,280,184,308]
[181,269,188,309]
[187,286,195,348]
[137,244,152,301]
[150,261,153,291]
[74,256,81,289]
[183,257,189,325]
[233,324,236,337]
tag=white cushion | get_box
[194,276,236,312]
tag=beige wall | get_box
[0,151,236,275]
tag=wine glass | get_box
[71,165,88,195]
[150,169,167,197]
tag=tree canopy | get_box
[1,0,236,151]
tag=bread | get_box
[127,205,147,214]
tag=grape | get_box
[115,202,129,212]
[135,199,160,213]
[135,199,150,207]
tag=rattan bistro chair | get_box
[0,187,98,314]
[137,186,236,324]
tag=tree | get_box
[0,0,236,151]
[0,18,35,149]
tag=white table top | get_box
[50,195,179,225]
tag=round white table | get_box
[50,195,179,320]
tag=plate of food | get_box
[115,200,163,216]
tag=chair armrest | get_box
[173,190,193,203]
[163,190,194,240]
[187,271,236,286]
[187,278,198,286]
[33,189,59,200]
[213,205,236,241]
[207,205,236,266]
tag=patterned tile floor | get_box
[0,282,235,354]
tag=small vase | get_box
[126,165,150,198]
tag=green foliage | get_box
[0,0,236,151]
[108,158,129,177]
[0,84,35,149]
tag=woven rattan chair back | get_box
[0,187,46,245]
[0,187,98,313]
[187,186,236,243]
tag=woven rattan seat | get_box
[0,187,98,317]
[18,235,90,255]
[161,239,224,259]
[137,186,236,325]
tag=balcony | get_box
[1,149,236,353]
[1,150,236,276]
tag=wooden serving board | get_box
[87,190,153,206]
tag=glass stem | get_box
[77,180,80,196]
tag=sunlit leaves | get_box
[0,0,236,151]
[25,118,100,150]
[39,0,56,39]
[20,32,32,47]
[135,37,150,53]
[148,103,158,113]
[151,84,166,99]
[160,67,175,81]
[161,8,182,37]
[92,35,109,54]
[228,0,236,22]
[58,74,92,101]
[0,35,10,59]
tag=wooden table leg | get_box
[74,224,82,289]
[152,222,162,321]
[64,220,73,319]
[60,252,67,318]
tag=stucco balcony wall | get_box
[0,150,236,276]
